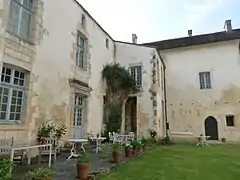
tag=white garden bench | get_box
[109,132,135,144]
[0,137,24,162]
[40,138,61,162]
[170,132,194,141]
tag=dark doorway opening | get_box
[125,97,137,135]
[204,116,219,140]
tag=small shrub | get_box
[112,143,121,152]
[26,166,53,179]
[99,143,113,158]
[141,137,149,146]
[124,143,133,149]
[149,129,157,139]
[221,137,226,143]
[0,159,12,180]
[77,152,91,164]
[159,136,173,145]
[131,140,142,149]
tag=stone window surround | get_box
[105,38,109,49]
[69,79,92,137]
[0,63,30,125]
[129,63,143,87]
[225,114,236,127]
[76,31,89,71]
[198,71,212,90]
[81,13,86,29]
[7,0,34,42]
[3,0,44,46]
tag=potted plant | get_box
[54,125,67,141]
[124,143,133,158]
[138,141,143,153]
[112,143,121,163]
[131,141,141,155]
[149,129,157,143]
[221,137,226,143]
[37,122,54,144]
[141,137,148,150]
[0,158,12,180]
[26,167,53,180]
[76,152,91,180]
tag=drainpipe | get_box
[157,51,168,137]
[163,65,168,137]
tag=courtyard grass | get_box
[100,144,240,180]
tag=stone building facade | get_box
[0,0,164,142]
[1,0,240,143]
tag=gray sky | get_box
[77,0,240,43]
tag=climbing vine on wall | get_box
[101,63,137,134]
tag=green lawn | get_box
[100,144,240,180]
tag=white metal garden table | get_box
[91,137,106,153]
[67,139,88,159]
[196,135,211,147]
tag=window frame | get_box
[226,115,235,127]
[199,71,212,89]
[81,14,86,29]
[76,31,87,70]
[0,64,28,123]
[106,38,109,49]
[130,66,142,87]
[73,94,86,127]
[7,0,34,41]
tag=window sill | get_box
[0,121,26,130]
[5,31,34,46]
[76,66,88,72]
[226,126,236,128]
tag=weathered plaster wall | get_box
[115,42,164,137]
[0,0,115,141]
[161,40,240,141]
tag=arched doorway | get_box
[204,116,219,140]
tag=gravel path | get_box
[12,144,116,180]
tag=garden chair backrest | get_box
[0,137,14,155]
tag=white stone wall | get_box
[0,0,115,141]
[161,40,240,141]
[115,42,164,137]
[0,0,164,142]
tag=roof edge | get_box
[115,40,156,48]
[73,0,114,41]
[142,29,240,50]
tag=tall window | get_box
[73,94,85,127]
[81,14,86,29]
[105,38,109,49]
[0,65,27,122]
[130,66,142,87]
[199,72,211,89]
[76,32,87,69]
[8,0,34,40]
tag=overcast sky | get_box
[77,0,240,43]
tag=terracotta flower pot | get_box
[112,151,121,163]
[76,163,89,180]
[132,148,137,155]
[125,147,133,158]
[41,139,47,144]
